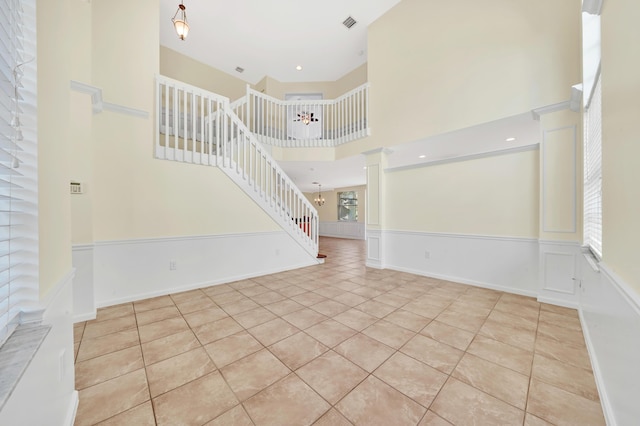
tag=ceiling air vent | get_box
[235,66,245,73]
[342,16,357,29]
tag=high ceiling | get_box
[159,0,402,84]
[159,1,542,194]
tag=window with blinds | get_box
[583,73,602,259]
[0,0,39,346]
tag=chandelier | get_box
[172,2,189,41]
[314,183,325,206]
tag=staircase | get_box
[154,75,369,259]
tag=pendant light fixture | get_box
[172,2,189,41]
[314,183,325,206]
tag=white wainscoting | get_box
[538,240,582,308]
[319,221,365,240]
[579,258,640,426]
[76,231,318,309]
[72,244,96,322]
[383,230,539,296]
[365,229,385,269]
[0,270,78,426]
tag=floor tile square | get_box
[232,307,277,329]
[431,378,524,425]
[264,299,305,316]
[335,333,395,372]
[296,350,367,404]
[97,401,155,426]
[526,379,605,426]
[531,353,599,401]
[400,334,463,374]
[451,353,529,409]
[152,371,238,426]
[75,346,144,390]
[192,317,243,345]
[244,374,330,425]
[75,369,150,426]
[220,349,290,401]
[305,319,357,347]
[333,308,379,331]
[374,352,447,407]
[204,405,253,426]
[383,309,431,332]
[248,318,300,346]
[138,317,190,344]
[268,332,328,370]
[421,320,475,351]
[183,306,229,328]
[362,320,416,349]
[203,331,263,368]
[466,334,533,376]
[309,299,350,316]
[76,328,139,362]
[336,375,426,426]
[146,347,216,397]
[135,305,181,326]
[282,308,328,329]
[141,329,201,366]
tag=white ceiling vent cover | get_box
[342,16,357,29]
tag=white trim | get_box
[365,229,384,269]
[70,80,149,118]
[387,229,538,243]
[541,125,577,233]
[578,259,639,426]
[382,230,539,296]
[64,391,79,426]
[385,144,539,173]
[390,264,538,298]
[92,231,286,247]
[88,231,318,308]
[579,309,615,426]
[40,269,76,311]
[362,147,393,156]
[71,243,94,251]
[97,261,313,308]
[319,221,365,240]
[600,263,640,317]
[531,100,572,120]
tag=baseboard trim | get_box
[73,312,97,323]
[537,295,578,309]
[65,390,79,426]
[387,264,538,298]
[579,309,616,426]
[96,260,315,308]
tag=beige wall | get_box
[160,46,248,101]
[37,0,73,297]
[67,0,279,244]
[337,0,581,159]
[385,150,539,238]
[601,0,640,293]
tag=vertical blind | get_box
[583,72,602,258]
[0,0,38,346]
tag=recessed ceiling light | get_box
[363,166,367,169]
[506,137,516,142]
[419,155,426,159]
[296,65,303,71]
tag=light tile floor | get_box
[73,237,605,425]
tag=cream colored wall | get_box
[333,64,368,98]
[601,0,640,293]
[339,0,581,158]
[66,0,279,243]
[263,64,367,100]
[385,150,539,238]
[160,46,248,101]
[305,185,366,223]
[37,0,73,297]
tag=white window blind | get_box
[583,72,602,258]
[0,0,39,346]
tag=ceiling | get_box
[159,0,402,84]
[282,112,541,193]
[159,1,542,195]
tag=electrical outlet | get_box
[169,260,177,270]
[424,251,430,259]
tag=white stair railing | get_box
[232,84,370,148]
[156,75,319,258]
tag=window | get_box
[338,191,358,221]
[583,73,602,258]
[582,9,602,259]
[0,0,39,346]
